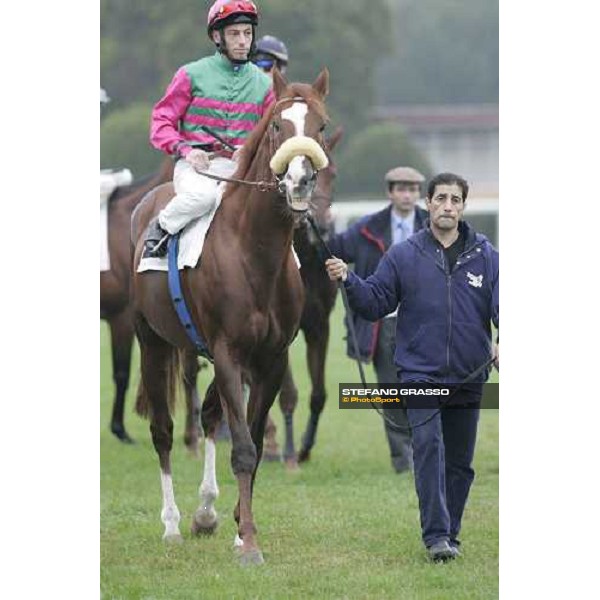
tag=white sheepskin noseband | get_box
[269,136,329,175]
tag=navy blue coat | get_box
[328,204,428,360]
[343,220,499,384]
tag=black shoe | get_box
[427,540,456,563]
[143,218,169,258]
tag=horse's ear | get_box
[326,126,344,152]
[272,67,288,100]
[312,68,329,99]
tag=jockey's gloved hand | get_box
[187,149,210,171]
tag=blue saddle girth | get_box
[167,234,213,361]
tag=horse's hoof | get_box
[298,448,311,463]
[239,549,265,567]
[184,433,200,454]
[163,533,183,544]
[284,457,300,472]
[185,444,201,459]
[191,510,218,536]
[110,424,135,444]
[262,451,282,463]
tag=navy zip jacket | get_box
[328,204,428,360]
[343,220,499,385]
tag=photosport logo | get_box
[338,383,499,409]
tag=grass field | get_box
[101,299,498,599]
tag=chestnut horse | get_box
[264,128,343,467]
[100,158,205,452]
[131,69,330,565]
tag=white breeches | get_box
[158,157,237,235]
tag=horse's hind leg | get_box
[278,366,299,471]
[135,314,182,543]
[182,351,201,457]
[108,308,135,443]
[191,379,221,536]
[262,414,281,462]
[299,324,330,463]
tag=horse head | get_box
[267,68,331,214]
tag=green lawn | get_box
[101,300,498,599]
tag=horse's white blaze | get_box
[159,470,181,538]
[277,101,319,210]
[198,438,219,514]
[281,102,308,136]
[288,155,307,180]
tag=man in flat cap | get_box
[328,166,428,473]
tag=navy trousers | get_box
[407,401,480,548]
[373,316,413,472]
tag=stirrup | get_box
[143,218,170,258]
[146,233,169,258]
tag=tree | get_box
[101,103,163,175]
[337,123,432,196]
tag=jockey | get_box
[252,35,289,77]
[145,0,274,257]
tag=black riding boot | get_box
[143,217,170,258]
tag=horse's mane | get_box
[227,83,329,197]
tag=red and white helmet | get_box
[207,0,259,37]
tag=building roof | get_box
[370,104,499,132]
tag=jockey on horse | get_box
[144,0,274,257]
[252,34,289,77]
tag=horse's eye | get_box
[273,122,280,132]
[319,124,326,132]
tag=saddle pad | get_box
[138,200,301,273]
[100,201,110,272]
[137,196,222,273]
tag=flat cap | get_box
[385,166,425,184]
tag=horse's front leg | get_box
[212,342,262,566]
[232,352,290,560]
[299,323,330,462]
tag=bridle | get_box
[189,166,283,194]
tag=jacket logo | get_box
[467,272,483,288]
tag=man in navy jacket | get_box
[328,166,428,474]
[326,173,499,562]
